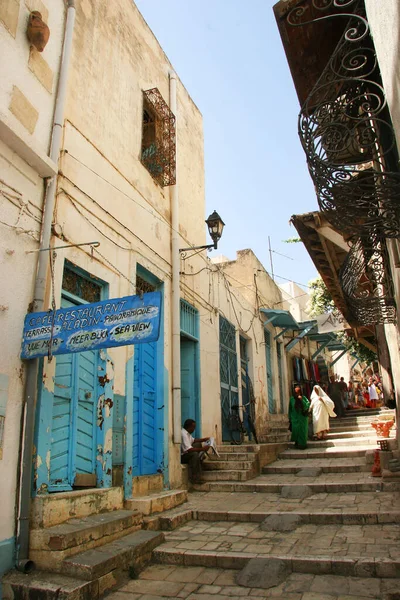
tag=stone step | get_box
[329,422,390,431]
[62,529,164,581]
[217,444,260,453]
[2,570,99,600]
[261,434,290,444]
[326,429,390,439]
[29,509,143,570]
[263,457,369,474]
[143,508,193,532]
[124,489,187,516]
[208,452,257,461]
[280,447,373,459]
[31,487,124,530]
[344,408,394,417]
[201,468,256,482]
[203,460,255,471]
[333,410,395,419]
[306,436,379,447]
[153,547,400,579]
[99,563,400,598]
[192,478,400,493]
[152,518,400,578]
[189,509,400,525]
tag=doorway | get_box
[49,264,106,491]
[180,300,200,430]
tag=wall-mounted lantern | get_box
[179,210,225,258]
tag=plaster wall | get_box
[35,0,206,493]
[0,0,65,151]
[332,352,351,385]
[0,0,64,574]
[187,249,307,440]
[279,281,310,323]
[65,0,205,250]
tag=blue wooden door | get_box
[181,338,196,426]
[75,351,97,476]
[50,298,98,491]
[133,341,158,475]
[50,351,74,489]
[265,330,275,414]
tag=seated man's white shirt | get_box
[181,428,194,455]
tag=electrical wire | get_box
[59,187,172,269]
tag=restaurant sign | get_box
[21,292,161,360]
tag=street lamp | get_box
[179,210,225,257]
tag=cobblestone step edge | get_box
[152,547,400,578]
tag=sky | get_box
[135,0,319,289]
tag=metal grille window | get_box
[141,88,176,187]
[62,264,102,303]
[219,316,238,441]
[136,275,156,295]
[180,300,199,340]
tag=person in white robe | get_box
[310,385,336,439]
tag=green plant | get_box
[283,237,302,244]
[308,276,377,363]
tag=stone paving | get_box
[105,564,400,599]
[159,520,400,560]
[168,488,400,515]
[104,409,400,599]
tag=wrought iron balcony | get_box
[287,0,400,324]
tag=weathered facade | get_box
[0,0,65,578]
[0,0,342,587]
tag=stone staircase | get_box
[2,484,188,599]
[202,445,259,482]
[98,407,400,599]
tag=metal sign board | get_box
[21,292,162,360]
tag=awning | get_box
[260,309,299,330]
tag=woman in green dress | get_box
[289,386,310,449]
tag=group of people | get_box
[327,375,382,413]
[289,374,383,449]
[181,374,384,481]
[289,384,336,449]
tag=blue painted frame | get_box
[33,260,112,494]
[264,329,275,414]
[180,299,201,436]
[124,265,167,498]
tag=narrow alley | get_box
[1,1,400,599]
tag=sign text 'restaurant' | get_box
[21,292,161,359]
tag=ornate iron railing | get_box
[287,0,400,324]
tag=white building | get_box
[0,0,66,578]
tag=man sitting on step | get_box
[181,419,212,484]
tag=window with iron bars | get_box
[62,263,102,303]
[141,88,176,187]
[136,274,156,295]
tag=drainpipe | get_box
[169,71,181,445]
[16,0,76,572]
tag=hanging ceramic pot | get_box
[27,11,50,52]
